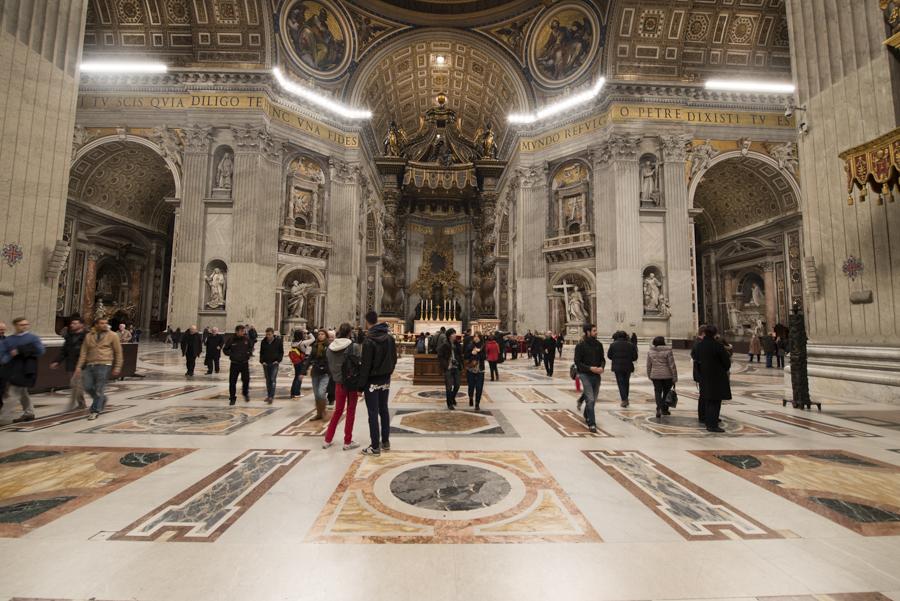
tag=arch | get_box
[81,224,153,251]
[688,150,800,211]
[548,269,595,292]
[277,263,326,289]
[73,134,182,200]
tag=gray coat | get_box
[646,345,677,381]
[326,338,352,384]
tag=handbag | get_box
[664,386,678,408]
[569,363,578,380]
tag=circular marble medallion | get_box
[373,459,526,520]
[149,411,234,426]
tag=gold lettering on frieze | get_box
[443,224,466,235]
[409,223,434,235]
[77,93,358,148]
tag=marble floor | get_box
[1,342,899,601]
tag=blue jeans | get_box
[614,371,631,401]
[83,364,112,414]
[578,372,600,427]
[467,370,484,406]
[364,381,391,450]
[290,363,303,397]
[311,372,329,402]
[765,353,774,368]
[262,362,279,398]
[444,368,460,406]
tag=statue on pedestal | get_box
[639,157,659,204]
[286,280,315,318]
[747,282,765,307]
[567,285,588,323]
[643,272,663,312]
[216,151,234,189]
[205,267,227,309]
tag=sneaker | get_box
[322,441,334,449]
[87,412,99,421]
[382,442,391,451]
[12,414,35,423]
[309,414,323,421]
[343,441,360,451]
[361,446,381,456]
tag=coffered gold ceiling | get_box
[347,0,543,27]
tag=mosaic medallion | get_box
[80,405,278,435]
[279,0,353,79]
[308,451,600,543]
[272,408,333,436]
[527,1,602,88]
[391,387,468,405]
[389,409,517,437]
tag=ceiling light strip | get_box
[272,67,371,120]
[80,61,168,73]
[508,78,606,125]
[704,79,795,93]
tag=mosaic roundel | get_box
[527,1,601,88]
[280,0,352,80]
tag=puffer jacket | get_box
[646,345,678,382]
[326,338,352,383]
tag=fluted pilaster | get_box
[661,133,695,337]
[325,158,361,326]
[514,165,549,331]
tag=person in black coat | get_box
[542,331,556,376]
[530,334,544,367]
[51,317,87,409]
[223,325,252,404]
[437,328,463,410]
[172,327,182,349]
[0,321,6,409]
[607,331,638,407]
[690,326,706,422]
[693,325,732,432]
[463,333,486,411]
[204,327,224,374]
[258,328,283,404]
[180,325,203,376]
[358,311,398,456]
[574,324,606,433]
[247,325,259,356]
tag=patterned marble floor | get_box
[1,342,899,601]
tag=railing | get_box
[542,231,594,251]
[279,226,330,246]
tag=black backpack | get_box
[341,342,364,391]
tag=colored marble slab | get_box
[675,389,745,405]
[533,409,612,438]
[555,386,656,404]
[693,450,900,536]
[272,409,333,437]
[307,450,600,544]
[391,387,467,405]
[111,449,306,542]
[583,450,780,541]
[126,385,217,400]
[828,410,900,431]
[509,388,558,403]
[0,445,192,537]
[389,409,517,437]
[200,387,296,401]
[740,410,881,437]
[0,405,134,432]
[611,410,778,437]
[757,595,893,601]
[79,405,278,435]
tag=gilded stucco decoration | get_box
[528,1,602,88]
[280,0,353,79]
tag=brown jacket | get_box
[77,328,123,371]
[646,345,677,382]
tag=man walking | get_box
[51,317,87,410]
[204,327,224,374]
[542,330,556,376]
[76,318,123,420]
[574,324,605,433]
[358,311,397,456]
[1,317,45,422]
[259,327,283,404]
[437,328,462,410]
[530,332,544,367]
[607,331,638,407]
[223,325,251,405]
[180,325,203,377]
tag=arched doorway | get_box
[278,267,325,335]
[548,270,594,340]
[691,152,802,338]
[62,139,178,333]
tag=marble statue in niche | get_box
[564,194,585,226]
[643,271,664,313]
[205,267,227,309]
[286,280,315,318]
[567,285,588,323]
[216,151,234,189]
[747,282,765,307]
[639,155,659,205]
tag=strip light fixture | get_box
[272,67,372,120]
[705,79,795,94]
[508,77,606,125]
[80,61,168,73]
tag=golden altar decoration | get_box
[840,126,899,205]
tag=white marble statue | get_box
[286,280,315,318]
[567,286,588,323]
[690,140,719,179]
[640,158,658,204]
[216,152,234,189]
[748,282,765,307]
[643,272,663,312]
[287,187,310,226]
[205,267,227,309]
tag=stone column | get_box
[82,250,100,322]
[169,126,209,328]
[142,244,158,331]
[128,259,143,322]
[325,158,361,326]
[763,263,777,330]
[660,134,695,338]
[0,0,88,335]
[514,165,549,332]
[591,145,615,334]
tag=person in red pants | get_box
[322,323,361,450]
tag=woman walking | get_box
[308,329,330,420]
[465,332,486,410]
[748,332,762,362]
[646,336,677,419]
[607,331,638,407]
[485,335,500,381]
[323,323,360,450]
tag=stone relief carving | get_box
[152,126,184,170]
[515,164,548,188]
[767,142,799,176]
[607,134,642,161]
[182,126,212,153]
[330,158,359,184]
[739,137,752,156]
[660,134,692,162]
[689,139,719,179]
[204,266,227,309]
[72,126,95,158]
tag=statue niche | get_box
[212,146,234,197]
[203,260,227,311]
[284,156,325,231]
[281,270,318,331]
[551,161,590,237]
[642,266,669,317]
[639,153,660,206]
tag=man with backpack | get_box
[323,322,362,451]
[358,310,397,456]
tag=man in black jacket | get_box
[259,328,283,404]
[530,333,544,367]
[542,331,556,376]
[607,331,639,407]
[223,325,251,405]
[574,324,605,433]
[180,325,203,377]
[51,317,87,409]
[204,327,224,374]
[693,325,732,433]
[358,311,397,456]
[437,328,462,410]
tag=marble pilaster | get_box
[82,250,100,322]
[660,134,695,338]
[514,165,549,333]
[325,158,361,326]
